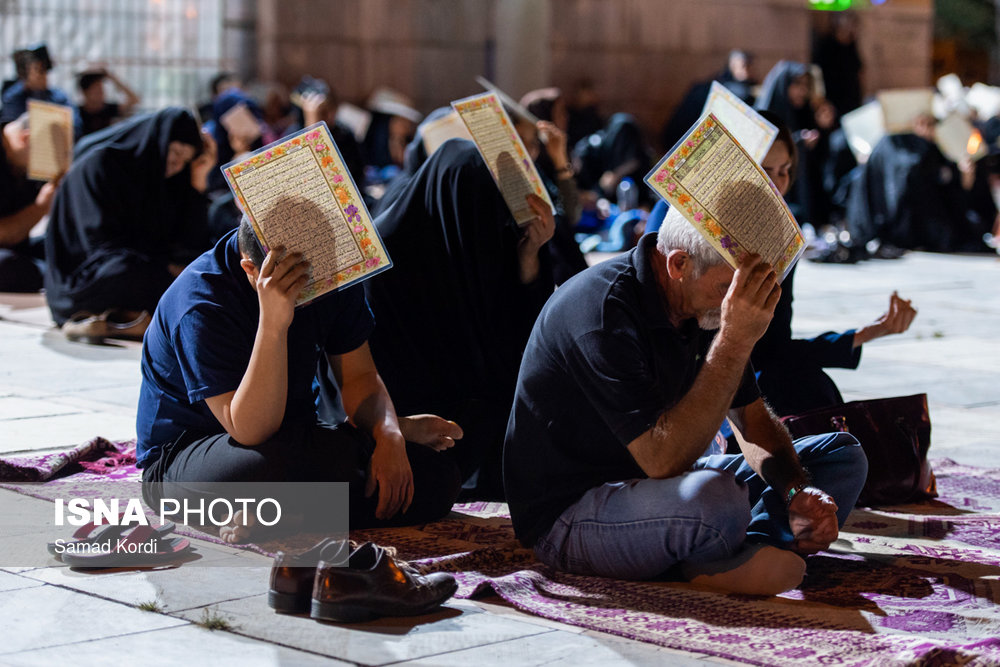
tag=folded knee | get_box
[678,470,750,546]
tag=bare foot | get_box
[680,544,806,596]
[219,509,256,544]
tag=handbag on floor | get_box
[782,393,937,506]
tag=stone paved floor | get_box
[0,249,998,666]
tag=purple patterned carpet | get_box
[3,440,1000,665]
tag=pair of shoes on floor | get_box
[46,519,190,568]
[62,309,152,344]
[268,539,458,623]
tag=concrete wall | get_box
[256,0,933,145]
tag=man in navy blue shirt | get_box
[504,207,868,594]
[137,218,463,533]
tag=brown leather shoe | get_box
[311,542,458,623]
[268,538,348,614]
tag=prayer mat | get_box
[3,440,1000,665]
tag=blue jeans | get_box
[533,432,868,580]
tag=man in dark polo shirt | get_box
[504,207,868,594]
[137,217,463,533]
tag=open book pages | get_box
[451,92,554,226]
[701,81,777,163]
[474,76,539,124]
[877,88,935,134]
[334,103,372,143]
[219,102,261,143]
[966,83,1000,121]
[936,112,988,164]
[937,74,966,105]
[27,99,73,182]
[420,110,473,157]
[644,114,803,281]
[840,100,886,163]
[221,121,391,306]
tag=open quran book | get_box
[27,99,73,182]
[451,92,554,226]
[221,122,391,306]
[645,114,804,281]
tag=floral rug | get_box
[3,440,1000,665]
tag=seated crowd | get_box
[2,38,997,595]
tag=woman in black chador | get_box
[751,114,917,417]
[44,107,214,338]
[322,138,555,499]
[846,114,996,253]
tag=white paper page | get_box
[840,101,886,163]
[645,114,804,280]
[335,103,373,143]
[966,83,1000,121]
[877,89,935,134]
[936,112,988,163]
[701,81,777,163]
[420,111,473,157]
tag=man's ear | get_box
[665,250,690,280]
[239,257,258,285]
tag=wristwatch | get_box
[785,483,808,506]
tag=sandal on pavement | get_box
[58,523,190,568]
[62,309,152,344]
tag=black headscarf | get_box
[204,88,264,195]
[755,61,814,133]
[364,138,554,416]
[573,112,650,197]
[44,107,208,324]
[372,106,454,216]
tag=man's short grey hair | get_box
[655,206,726,278]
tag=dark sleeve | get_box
[173,305,252,403]
[732,361,761,408]
[322,284,376,356]
[570,327,668,448]
[752,266,861,371]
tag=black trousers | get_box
[141,421,462,530]
[0,239,44,293]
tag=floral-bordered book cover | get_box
[221,121,391,306]
[451,92,554,226]
[644,114,804,281]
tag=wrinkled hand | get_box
[399,414,464,451]
[855,291,917,345]
[537,120,568,167]
[254,246,309,332]
[719,254,781,349]
[788,486,839,554]
[516,193,556,283]
[189,130,218,193]
[365,433,414,520]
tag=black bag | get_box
[782,393,937,506]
